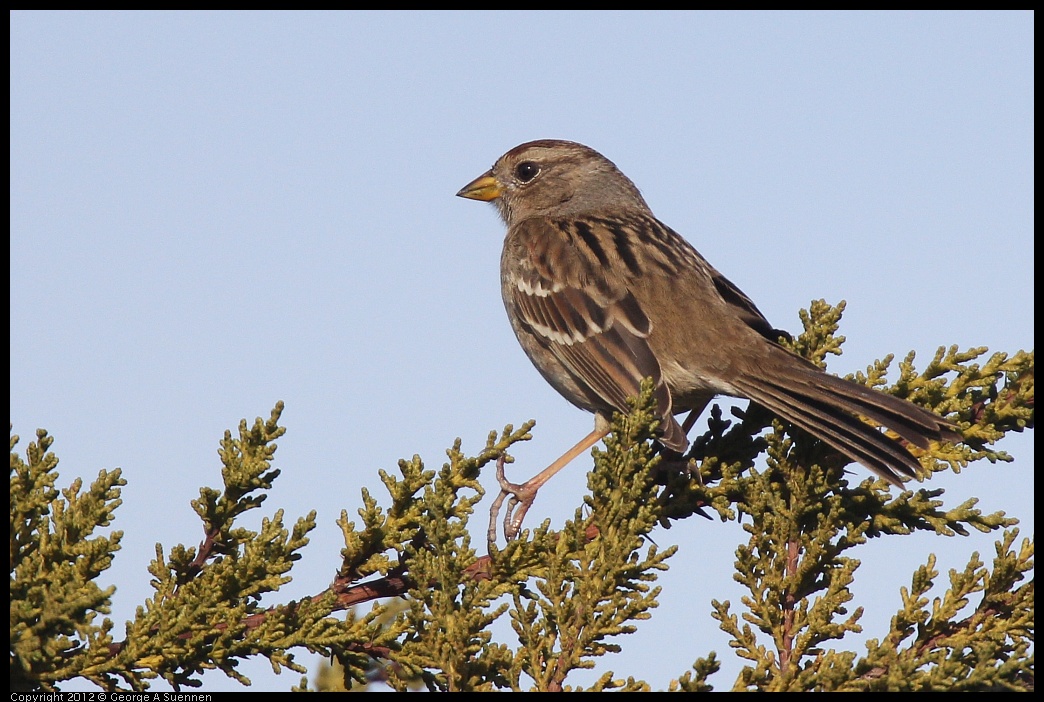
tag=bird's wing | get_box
[707,266,788,342]
[504,216,688,451]
[648,220,787,344]
[581,211,786,344]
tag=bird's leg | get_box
[487,426,609,547]
[680,396,712,435]
[677,397,712,485]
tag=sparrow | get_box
[457,139,960,537]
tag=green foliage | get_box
[852,531,1034,691]
[382,387,676,692]
[10,301,1034,692]
[10,407,392,691]
[10,428,124,691]
[655,300,1033,691]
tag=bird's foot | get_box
[487,455,541,548]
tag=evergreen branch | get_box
[852,530,1034,691]
[694,301,1033,692]
[11,299,1032,692]
[10,429,125,692]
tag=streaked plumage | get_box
[458,139,960,487]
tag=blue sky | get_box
[11,11,1033,692]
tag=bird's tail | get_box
[730,357,961,487]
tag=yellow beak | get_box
[456,172,502,201]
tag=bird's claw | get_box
[487,455,539,549]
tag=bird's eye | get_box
[515,161,540,183]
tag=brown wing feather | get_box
[504,217,688,451]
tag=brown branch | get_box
[104,552,498,662]
[779,537,800,673]
[175,527,222,589]
[856,583,1033,686]
[102,510,609,675]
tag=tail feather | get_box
[793,368,961,448]
[658,413,690,453]
[730,364,959,487]
[734,378,918,486]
